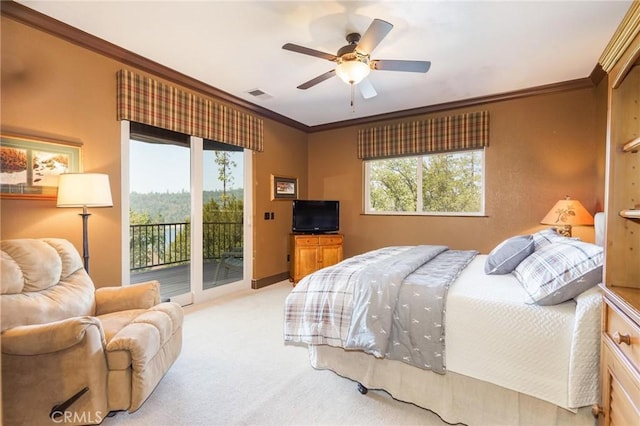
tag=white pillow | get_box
[484,235,534,275]
[513,239,603,305]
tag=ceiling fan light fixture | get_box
[336,59,370,85]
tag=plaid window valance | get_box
[357,111,489,159]
[117,69,263,151]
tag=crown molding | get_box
[599,1,640,72]
[2,0,602,134]
[0,1,309,132]
[308,77,595,132]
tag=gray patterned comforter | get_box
[284,245,477,373]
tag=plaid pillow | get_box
[513,239,603,305]
[531,228,568,251]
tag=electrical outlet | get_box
[264,212,270,220]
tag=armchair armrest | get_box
[1,316,105,355]
[95,280,160,315]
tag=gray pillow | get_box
[484,235,535,275]
[513,239,603,305]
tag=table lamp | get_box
[540,196,594,237]
[57,173,113,273]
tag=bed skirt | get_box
[309,345,597,426]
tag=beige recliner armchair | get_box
[1,238,183,425]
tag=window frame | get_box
[363,148,486,216]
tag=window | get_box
[364,149,485,215]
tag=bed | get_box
[284,215,605,426]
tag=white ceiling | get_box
[17,1,632,127]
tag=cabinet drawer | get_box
[605,300,640,375]
[294,236,319,246]
[318,236,343,246]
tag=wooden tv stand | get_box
[289,233,343,284]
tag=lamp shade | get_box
[336,60,371,85]
[56,173,113,207]
[540,197,594,226]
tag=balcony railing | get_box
[130,221,242,271]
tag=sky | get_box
[129,140,243,193]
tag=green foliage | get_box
[129,189,242,224]
[165,197,244,263]
[129,151,244,270]
[367,150,483,213]
[422,151,482,213]
[369,157,417,212]
[129,209,166,269]
[215,151,236,208]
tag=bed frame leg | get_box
[357,383,368,395]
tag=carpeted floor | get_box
[102,281,450,426]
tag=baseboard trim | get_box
[251,272,290,289]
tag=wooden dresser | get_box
[595,4,640,425]
[289,234,343,284]
[600,287,640,425]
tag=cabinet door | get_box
[320,245,343,268]
[296,246,320,280]
[601,342,640,426]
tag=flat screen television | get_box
[292,200,339,234]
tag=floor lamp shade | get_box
[57,173,113,273]
[56,173,113,208]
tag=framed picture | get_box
[1,134,82,200]
[271,174,297,200]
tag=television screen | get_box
[292,200,339,233]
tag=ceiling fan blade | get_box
[356,18,393,55]
[297,69,336,90]
[371,60,431,73]
[358,77,377,99]
[282,43,337,62]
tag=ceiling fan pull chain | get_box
[350,82,356,112]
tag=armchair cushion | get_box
[108,323,161,370]
[1,238,83,292]
[1,316,105,355]
[150,303,184,332]
[1,251,23,294]
[95,280,160,316]
[104,302,183,371]
[1,270,95,333]
[99,309,148,342]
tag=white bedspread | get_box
[445,255,601,410]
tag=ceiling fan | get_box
[282,18,431,104]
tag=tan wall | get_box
[0,15,608,287]
[308,86,607,256]
[0,17,307,286]
[1,18,123,287]
[252,120,307,279]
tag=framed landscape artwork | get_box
[271,174,297,200]
[0,134,82,200]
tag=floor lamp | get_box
[57,173,113,274]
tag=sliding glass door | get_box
[129,137,192,300]
[202,142,244,289]
[124,122,249,304]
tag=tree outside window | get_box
[365,149,484,215]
